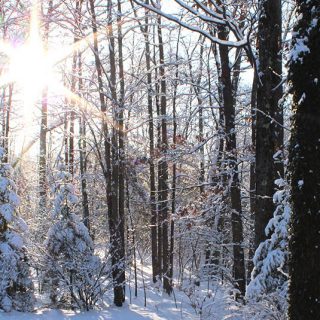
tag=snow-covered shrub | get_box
[246,178,290,317]
[245,293,288,320]
[0,148,34,312]
[44,163,102,310]
[183,281,218,319]
[175,187,233,290]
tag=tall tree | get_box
[107,0,125,306]
[130,0,160,282]
[88,0,125,306]
[187,36,205,194]
[156,14,171,295]
[254,0,283,248]
[116,0,126,302]
[68,0,83,176]
[77,51,90,232]
[169,26,181,289]
[217,25,246,297]
[145,5,159,285]
[2,84,12,163]
[247,71,257,279]
[288,1,320,318]
[39,0,53,209]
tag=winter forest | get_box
[0,0,319,319]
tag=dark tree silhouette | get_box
[288,1,320,318]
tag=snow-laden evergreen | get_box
[246,178,290,316]
[44,163,102,310]
[0,147,34,312]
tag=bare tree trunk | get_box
[68,0,83,176]
[79,116,90,231]
[107,0,125,306]
[89,0,125,306]
[218,26,246,297]
[168,27,181,288]
[247,72,257,280]
[139,0,159,283]
[1,88,6,151]
[288,2,320,318]
[209,39,226,275]
[39,0,53,210]
[197,39,205,194]
[157,15,171,295]
[77,48,90,232]
[188,37,205,194]
[64,107,69,166]
[117,0,126,301]
[255,0,283,248]
[3,84,12,163]
[68,55,76,176]
[154,23,163,282]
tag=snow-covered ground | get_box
[0,287,195,319]
[0,290,244,320]
[0,305,187,320]
[0,264,247,320]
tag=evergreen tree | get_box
[247,179,290,315]
[0,147,34,312]
[288,1,320,318]
[44,163,101,310]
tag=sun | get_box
[0,1,97,107]
[0,0,95,135]
[0,0,87,157]
[8,41,55,106]
[3,1,59,108]
[0,0,111,159]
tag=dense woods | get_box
[0,1,319,319]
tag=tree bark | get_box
[39,0,53,210]
[157,15,171,295]
[117,0,126,302]
[218,26,246,297]
[168,27,181,288]
[154,23,163,283]
[77,49,90,233]
[288,2,320,318]
[255,0,283,248]
[3,84,12,163]
[138,0,159,283]
[107,0,125,306]
[89,0,125,306]
[247,71,257,280]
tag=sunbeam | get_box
[0,1,93,110]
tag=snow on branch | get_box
[131,0,249,48]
